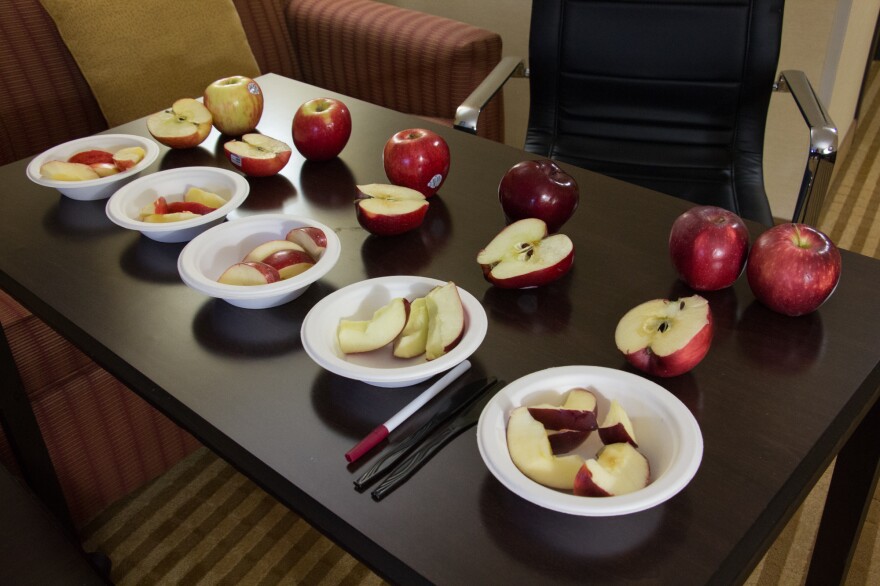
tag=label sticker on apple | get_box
[248,82,261,95]
[230,153,242,166]
[428,174,443,189]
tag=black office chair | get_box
[454,0,837,226]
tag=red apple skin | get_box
[669,206,750,291]
[355,200,429,236]
[622,315,713,378]
[292,98,352,161]
[286,226,327,253]
[528,407,597,432]
[383,128,450,197]
[598,424,638,448]
[746,223,842,316]
[166,201,216,215]
[68,149,114,166]
[498,160,579,233]
[481,248,574,289]
[548,430,591,455]
[223,142,292,177]
[572,464,612,497]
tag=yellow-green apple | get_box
[598,400,637,447]
[614,295,713,377]
[243,240,305,263]
[383,128,450,197]
[337,297,410,354]
[498,160,579,233]
[146,98,213,148]
[141,211,200,223]
[68,149,114,166]
[506,407,584,489]
[218,261,281,285]
[669,206,750,291]
[528,388,598,432]
[355,183,429,236]
[746,223,842,316]
[292,97,352,161]
[184,187,226,208]
[203,75,263,136]
[260,249,314,279]
[476,218,574,289]
[40,160,100,181]
[90,163,120,177]
[573,442,650,497]
[112,146,145,170]
[424,281,465,360]
[392,296,429,358]
[224,133,291,177]
[285,226,326,259]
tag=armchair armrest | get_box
[454,56,527,134]
[774,70,838,225]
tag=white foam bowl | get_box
[301,276,488,388]
[106,167,249,243]
[477,366,703,516]
[26,134,160,201]
[178,213,340,309]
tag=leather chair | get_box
[455,0,837,226]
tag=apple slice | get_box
[573,443,650,497]
[393,296,429,358]
[147,98,213,149]
[598,400,637,447]
[90,162,121,177]
[184,187,226,208]
[68,149,114,166]
[548,429,592,455]
[337,297,410,354]
[528,387,598,432]
[112,146,145,170]
[218,261,281,285]
[476,218,574,289]
[355,183,429,236]
[506,407,584,490]
[614,295,713,378]
[166,201,216,215]
[139,196,169,219]
[141,211,200,223]
[424,282,465,360]
[243,240,305,263]
[261,249,314,279]
[224,133,292,177]
[286,227,327,260]
[40,160,100,181]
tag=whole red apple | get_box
[746,223,842,316]
[292,97,352,161]
[498,160,579,233]
[203,76,263,136]
[383,128,450,197]
[668,206,750,291]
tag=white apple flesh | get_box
[506,407,584,490]
[40,160,100,181]
[224,133,292,177]
[477,218,574,289]
[573,443,650,497]
[337,297,411,354]
[286,227,327,259]
[261,249,314,279]
[217,261,281,286]
[528,387,598,432]
[243,240,305,263]
[424,281,465,360]
[393,297,429,358]
[184,187,226,208]
[112,146,145,170]
[598,400,637,447]
[146,98,213,149]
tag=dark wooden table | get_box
[1,73,878,585]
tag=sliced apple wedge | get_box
[68,149,114,166]
[528,387,598,432]
[224,133,292,177]
[548,429,592,455]
[90,162,120,177]
[393,296,429,358]
[243,240,305,263]
[40,160,100,181]
[184,187,226,208]
[147,98,213,149]
[166,201,216,215]
[337,297,410,354]
[218,261,281,285]
[477,218,574,289]
[141,211,200,223]
[573,443,650,497]
[598,400,637,447]
[506,407,584,490]
[112,146,146,170]
[261,249,314,280]
[286,226,327,260]
[424,281,465,361]
[355,183,428,236]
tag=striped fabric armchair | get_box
[0,0,503,528]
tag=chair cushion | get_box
[38,0,260,126]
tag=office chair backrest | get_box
[526,0,782,225]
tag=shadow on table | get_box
[298,159,357,209]
[119,237,186,283]
[44,197,117,237]
[736,301,825,371]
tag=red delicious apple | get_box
[669,206,750,291]
[355,183,429,236]
[527,388,598,432]
[224,133,292,177]
[614,295,713,377]
[498,160,579,233]
[476,218,574,288]
[746,223,842,316]
[204,75,263,136]
[383,128,450,197]
[292,97,352,161]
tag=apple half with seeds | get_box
[147,98,213,149]
[573,442,650,497]
[337,297,410,354]
[477,218,574,289]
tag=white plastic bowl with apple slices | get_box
[105,167,249,243]
[301,276,488,387]
[477,365,703,516]
[177,213,340,309]
[26,134,160,201]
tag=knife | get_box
[354,377,500,491]
[370,379,504,501]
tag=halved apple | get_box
[598,400,637,447]
[40,160,100,181]
[184,187,226,208]
[261,249,314,279]
[393,296,429,358]
[243,240,305,263]
[424,281,465,360]
[355,183,429,236]
[506,407,584,490]
[477,218,574,289]
[573,443,650,497]
[218,261,281,285]
[614,295,713,377]
[224,133,292,177]
[147,98,213,149]
[286,226,327,260]
[112,146,146,170]
[528,387,598,432]
[337,297,410,354]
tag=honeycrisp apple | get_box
[147,98,213,148]
[224,134,292,177]
[355,183,429,236]
[292,97,352,161]
[614,295,713,377]
[261,249,314,279]
[499,160,579,233]
[477,218,574,288]
[383,128,450,197]
[337,297,410,354]
[669,206,750,291]
[204,75,263,136]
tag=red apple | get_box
[383,128,450,197]
[224,133,292,177]
[598,400,638,447]
[614,295,713,377]
[476,218,574,289]
[286,226,327,259]
[669,206,750,291]
[292,97,352,161]
[355,183,429,236]
[498,160,579,233]
[746,223,842,316]
[203,75,263,136]
[147,98,213,148]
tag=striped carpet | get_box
[81,68,880,585]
